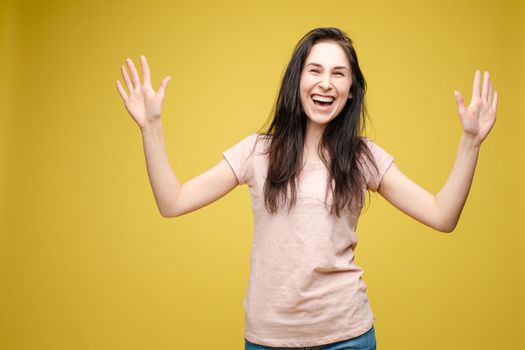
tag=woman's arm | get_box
[378,134,478,232]
[377,70,498,232]
[139,121,183,217]
[116,56,239,218]
[141,122,239,218]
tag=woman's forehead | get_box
[305,41,350,69]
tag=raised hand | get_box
[454,70,498,146]
[116,55,171,130]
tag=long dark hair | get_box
[255,27,380,217]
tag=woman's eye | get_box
[309,69,344,76]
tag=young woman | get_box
[116,27,498,350]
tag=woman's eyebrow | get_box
[306,62,349,70]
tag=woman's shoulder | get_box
[360,136,375,146]
[253,132,272,141]
[359,136,389,153]
[224,132,271,159]
[252,132,272,152]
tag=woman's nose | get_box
[320,74,332,89]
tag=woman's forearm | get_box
[435,133,481,232]
[140,121,181,217]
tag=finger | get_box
[454,90,468,116]
[121,64,134,92]
[488,79,493,108]
[158,76,171,97]
[140,55,152,89]
[126,58,141,89]
[472,70,481,100]
[492,91,498,112]
[116,80,129,101]
[481,71,489,102]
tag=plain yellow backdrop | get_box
[1,0,523,349]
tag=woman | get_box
[116,27,498,350]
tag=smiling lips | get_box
[311,94,335,110]
[312,94,335,102]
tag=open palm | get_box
[116,55,171,129]
[454,70,498,146]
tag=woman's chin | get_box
[306,115,335,128]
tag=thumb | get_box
[454,90,467,116]
[158,76,171,97]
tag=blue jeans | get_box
[244,325,376,350]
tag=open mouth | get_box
[311,94,335,107]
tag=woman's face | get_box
[299,40,353,129]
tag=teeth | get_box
[312,95,334,102]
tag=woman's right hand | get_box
[116,55,171,130]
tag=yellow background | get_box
[1,0,523,349]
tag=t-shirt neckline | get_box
[302,160,326,170]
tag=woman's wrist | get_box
[140,119,163,135]
[461,132,481,149]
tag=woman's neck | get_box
[304,121,326,162]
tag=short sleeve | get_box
[222,133,258,186]
[362,138,395,192]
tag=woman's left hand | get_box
[454,70,498,146]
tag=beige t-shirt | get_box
[223,133,394,348]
